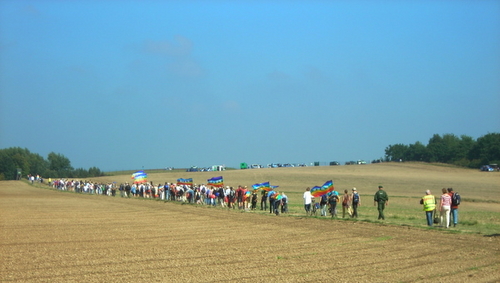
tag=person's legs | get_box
[444,206,451,228]
[304,204,311,215]
[378,202,385,220]
[426,211,433,226]
[451,208,458,227]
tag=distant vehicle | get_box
[282,163,294,167]
[345,161,356,165]
[268,163,279,168]
[250,164,262,169]
[371,159,382,164]
[297,163,307,167]
[329,161,340,166]
[240,163,248,169]
[357,160,367,165]
[480,165,496,172]
[212,165,225,171]
[186,166,199,172]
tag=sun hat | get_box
[352,187,357,191]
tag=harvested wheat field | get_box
[1,163,500,282]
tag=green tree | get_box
[469,133,500,165]
[407,141,428,161]
[88,166,103,177]
[0,147,104,180]
[427,134,456,163]
[28,153,48,176]
[385,143,408,161]
[47,152,73,176]
[0,150,16,180]
[452,135,475,166]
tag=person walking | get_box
[268,189,276,214]
[420,190,436,226]
[280,192,288,213]
[351,187,360,218]
[320,194,328,216]
[447,188,460,227]
[439,188,452,228]
[303,187,312,216]
[342,189,351,218]
[374,185,388,220]
[260,190,268,211]
[328,191,339,218]
[251,190,258,210]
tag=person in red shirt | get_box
[236,186,244,209]
[447,188,459,227]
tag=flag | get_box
[260,182,272,191]
[131,171,148,184]
[252,183,262,190]
[207,176,224,187]
[310,180,334,197]
[177,178,193,186]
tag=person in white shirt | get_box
[303,187,312,215]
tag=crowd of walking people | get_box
[46,178,291,214]
[420,187,460,228]
[34,175,460,227]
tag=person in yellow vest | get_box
[420,190,436,226]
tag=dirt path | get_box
[1,181,499,282]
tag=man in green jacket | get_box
[374,185,389,220]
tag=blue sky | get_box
[1,1,499,171]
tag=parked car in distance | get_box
[330,161,340,166]
[186,166,199,172]
[481,165,498,172]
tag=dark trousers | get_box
[274,201,281,215]
[377,202,386,220]
[352,203,358,218]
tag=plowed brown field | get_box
[1,177,499,282]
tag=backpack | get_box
[320,195,328,205]
[451,192,461,206]
[328,194,338,204]
[353,193,359,204]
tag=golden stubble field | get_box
[1,163,499,282]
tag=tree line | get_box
[1,133,498,180]
[0,147,104,180]
[384,133,500,168]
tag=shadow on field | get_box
[484,233,500,237]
